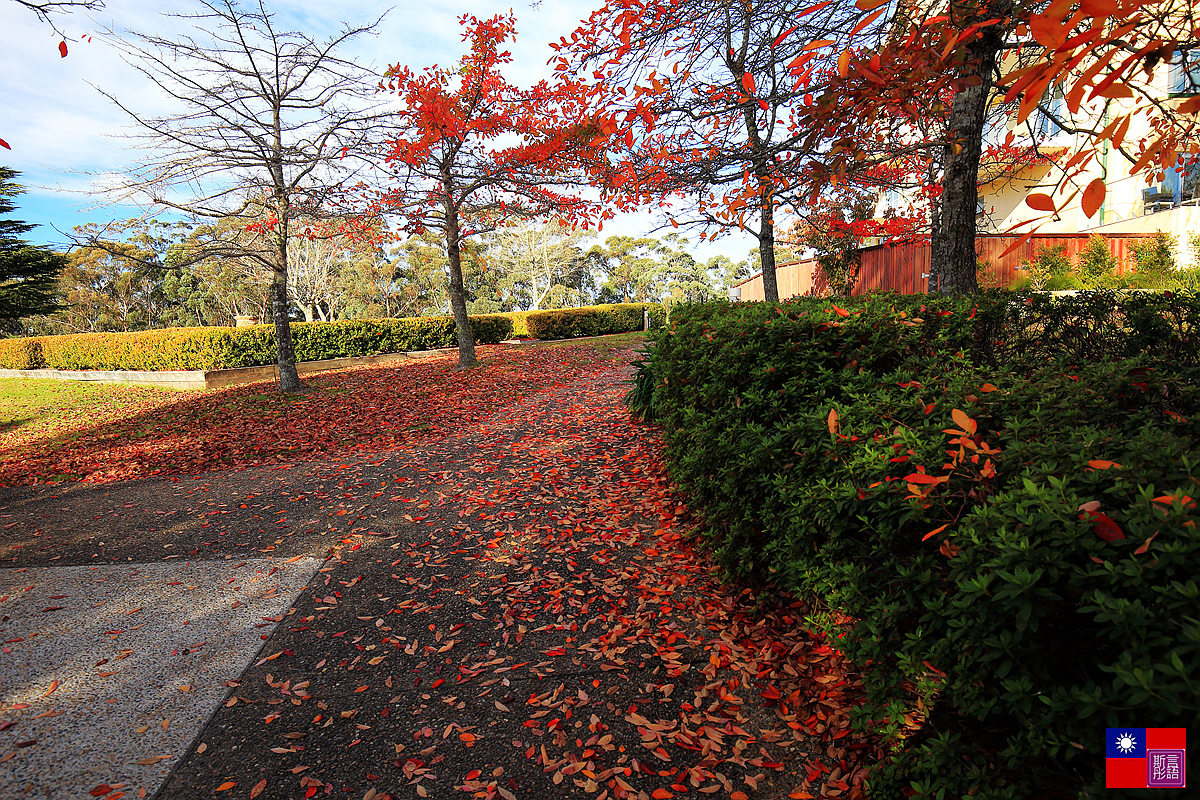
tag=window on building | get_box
[1170,49,1200,96]
[1034,85,1067,139]
[1161,156,1200,204]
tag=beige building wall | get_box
[978,57,1199,268]
[881,45,1198,269]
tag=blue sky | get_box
[0,0,756,262]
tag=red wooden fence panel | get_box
[734,258,824,302]
[734,233,1159,300]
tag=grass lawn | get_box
[0,335,647,487]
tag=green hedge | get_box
[634,291,1200,797]
[0,315,513,371]
[524,302,665,339]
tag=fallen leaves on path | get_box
[156,350,881,799]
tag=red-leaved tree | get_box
[553,0,871,303]
[789,0,1200,293]
[380,14,600,369]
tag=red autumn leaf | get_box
[249,779,267,798]
[215,782,235,792]
[1025,193,1056,212]
[1079,0,1120,14]
[849,8,886,37]
[58,40,68,58]
[903,473,948,485]
[136,755,172,765]
[1080,510,1124,542]
[922,524,949,541]
[741,72,756,94]
[826,408,839,434]
[0,139,10,150]
[1081,178,1106,219]
[1087,459,1121,470]
[771,26,798,48]
[951,408,978,435]
[1134,531,1158,555]
[652,790,675,799]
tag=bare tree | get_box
[11,0,103,37]
[93,0,384,391]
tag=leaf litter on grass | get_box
[160,349,881,800]
[0,344,612,488]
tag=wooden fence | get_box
[732,233,1158,301]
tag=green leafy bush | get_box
[1129,231,1178,286]
[1013,239,1129,291]
[1126,231,1200,290]
[525,303,665,339]
[1076,233,1125,288]
[38,327,241,371]
[1016,243,1073,290]
[2,314,514,372]
[636,294,1200,797]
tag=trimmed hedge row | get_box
[524,302,665,339]
[0,315,513,372]
[505,310,535,338]
[0,337,43,370]
[0,302,665,371]
[633,291,1200,797]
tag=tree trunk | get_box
[931,1,1010,295]
[758,184,779,303]
[272,266,302,392]
[442,191,477,369]
[752,156,780,302]
[302,303,314,323]
[927,157,942,294]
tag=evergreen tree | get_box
[0,167,64,321]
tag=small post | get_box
[643,310,650,331]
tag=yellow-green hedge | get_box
[0,315,514,371]
[505,310,535,338]
[0,337,44,370]
[523,303,665,340]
